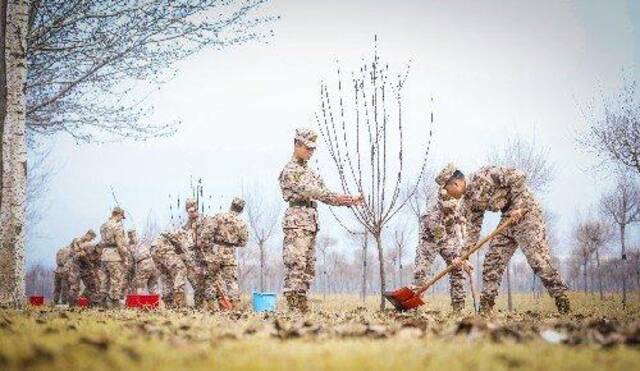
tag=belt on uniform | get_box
[288,200,317,209]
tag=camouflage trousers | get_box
[152,249,187,306]
[283,228,316,297]
[134,257,159,294]
[218,246,239,303]
[68,260,100,304]
[201,251,225,306]
[99,261,125,304]
[480,207,569,313]
[121,257,135,296]
[414,236,465,310]
[53,270,69,304]
[184,258,206,308]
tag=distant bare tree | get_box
[316,39,433,310]
[317,235,336,300]
[25,0,278,142]
[579,77,640,175]
[392,224,410,287]
[244,187,279,292]
[572,218,613,298]
[488,133,556,194]
[25,263,53,298]
[346,229,369,302]
[599,172,640,306]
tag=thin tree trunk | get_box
[620,224,627,308]
[323,249,327,300]
[375,234,386,310]
[0,0,28,308]
[596,249,603,300]
[583,262,588,295]
[259,241,264,292]
[361,232,367,302]
[506,263,513,311]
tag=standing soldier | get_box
[445,165,571,314]
[67,229,99,306]
[414,164,467,312]
[278,128,362,312]
[53,245,72,305]
[200,197,249,309]
[183,198,206,308]
[121,230,138,296]
[151,228,188,308]
[98,207,128,309]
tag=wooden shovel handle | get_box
[414,217,516,296]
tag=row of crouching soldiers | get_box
[52,198,248,310]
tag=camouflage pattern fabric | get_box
[150,232,187,307]
[199,207,249,305]
[98,217,127,305]
[53,246,72,304]
[458,166,570,313]
[279,143,343,310]
[414,192,466,311]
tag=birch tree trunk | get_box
[0,0,29,308]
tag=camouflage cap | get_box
[86,229,96,237]
[127,229,137,237]
[231,197,246,211]
[435,163,458,187]
[112,206,126,218]
[185,198,197,212]
[294,128,318,149]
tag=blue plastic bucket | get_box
[252,292,277,312]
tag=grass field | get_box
[1,293,639,370]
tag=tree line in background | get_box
[5,1,640,308]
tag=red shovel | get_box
[384,217,516,311]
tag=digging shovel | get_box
[383,217,516,311]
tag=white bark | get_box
[0,0,29,308]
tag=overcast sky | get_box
[29,0,640,266]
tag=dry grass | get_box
[1,292,639,370]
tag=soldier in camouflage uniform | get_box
[414,165,467,311]
[53,245,72,305]
[200,197,249,309]
[132,233,159,294]
[121,230,138,296]
[67,229,100,306]
[183,198,206,309]
[279,128,363,312]
[151,228,188,308]
[445,165,571,314]
[98,207,128,308]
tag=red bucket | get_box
[126,294,160,310]
[77,296,90,307]
[29,296,44,306]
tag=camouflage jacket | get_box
[460,166,531,255]
[70,237,97,266]
[99,218,127,262]
[200,210,249,248]
[420,190,463,244]
[55,246,72,273]
[279,157,342,232]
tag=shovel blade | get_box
[400,295,426,310]
[384,286,428,311]
[387,287,417,302]
[218,297,233,311]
